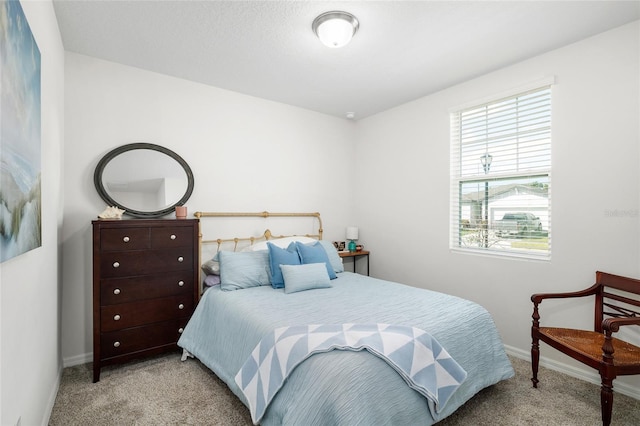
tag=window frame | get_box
[449,79,554,260]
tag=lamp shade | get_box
[346,227,359,240]
[312,11,359,48]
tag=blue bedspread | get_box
[178,272,514,425]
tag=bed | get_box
[178,211,514,425]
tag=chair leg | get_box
[531,335,540,388]
[600,376,614,426]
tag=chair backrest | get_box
[594,271,640,333]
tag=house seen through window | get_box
[450,84,552,259]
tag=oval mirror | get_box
[94,143,194,218]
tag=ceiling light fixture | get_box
[312,11,359,48]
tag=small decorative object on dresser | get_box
[175,205,187,219]
[97,205,125,219]
[92,218,199,382]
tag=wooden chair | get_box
[531,271,640,426]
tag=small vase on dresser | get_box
[91,218,199,382]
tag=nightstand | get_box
[338,250,370,276]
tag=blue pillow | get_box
[317,240,344,273]
[295,241,337,279]
[281,263,331,294]
[267,242,301,289]
[218,251,271,291]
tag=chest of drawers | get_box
[92,219,199,382]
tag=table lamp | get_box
[346,227,359,252]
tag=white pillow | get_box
[242,236,317,252]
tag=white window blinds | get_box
[450,85,552,259]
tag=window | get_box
[450,84,552,259]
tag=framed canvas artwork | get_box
[0,0,42,263]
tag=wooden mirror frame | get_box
[93,143,194,218]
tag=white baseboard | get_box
[504,344,640,400]
[41,364,62,426]
[63,352,92,368]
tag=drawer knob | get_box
[178,303,184,310]
[123,236,130,243]
[113,288,121,295]
[114,341,121,348]
[178,280,185,287]
[114,314,121,321]
[170,234,177,240]
[177,256,184,262]
[113,262,120,268]
[178,328,184,333]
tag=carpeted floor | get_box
[49,352,640,425]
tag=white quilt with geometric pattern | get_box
[235,323,467,424]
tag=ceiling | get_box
[52,1,640,120]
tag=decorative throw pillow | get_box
[317,240,344,273]
[201,253,220,275]
[267,242,301,289]
[203,274,221,287]
[295,241,337,279]
[281,263,331,294]
[219,250,271,291]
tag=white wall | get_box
[0,1,65,425]
[355,21,640,395]
[62,53,356,365]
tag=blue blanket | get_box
[235,323,467,424]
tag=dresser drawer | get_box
[100,318,189,359]
[101,295,194,332]
[101,271,194,305]
[100,227,150,251]
[150,226,194,249]
[99,248,194,278]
